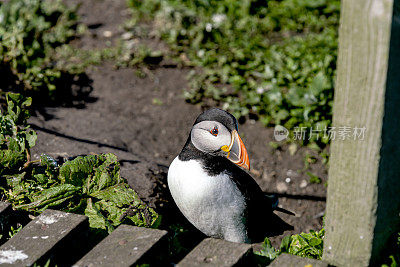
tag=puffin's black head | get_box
[194,108,238,132]
[189,108,250,170]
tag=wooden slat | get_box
[178,238,252,267]
[269,253,328,267]
[0,202,12,226]
[73,224,168,267]
[0,209,88,266]
[0,202,11,214]
[0,202,13,239]
[323,0,400,265]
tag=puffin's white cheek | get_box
[191,129,221,153]
[218,132,232,148]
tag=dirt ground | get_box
[30,0,327,248]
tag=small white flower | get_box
[205,23,212,32]
[122,32,133,40]
[256,87,265,94]
[197,49,205,58]
[211,14,226,27]
[264,65,274,79]
[304,93,317,103]
[164,6,173,14]
[103,30,113,38]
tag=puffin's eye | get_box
[210,127,218,136]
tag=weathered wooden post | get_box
[323,0,400,266]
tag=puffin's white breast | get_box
[167,156,248,243]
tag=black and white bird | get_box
[168,108,293,244]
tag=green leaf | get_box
[0,149,25,172]
[84,153,121,193]
[25,130,37,148]
[309,237,322,246]
[59,155,98,186]
[309,72,330,96]
[254,237,279,260]
[124,203,160,228]
[16,184,81,211]
[95,200,124,226]
[85,198,114,233]
[34,174,47,184]
[90,183,141,207]
[280,235,291,252]
[275,109,289,122]
[306,172,322,184]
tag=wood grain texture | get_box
[0,209,88,266]
[0,202,11,215]
[323,0,400,266]
[74,224,168,267]
[178,238,252,267]
[0,202,12,239]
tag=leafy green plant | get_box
[8,224,22,238]
[255,229,324,262]
[306,172,322,184]
[0,0,81,98]
[257,230,400,265]
[4,153,160,233]
[254,237,280,264]
[0,93,160,233]
[381,232,400,267]
[52,34,165,76]
[128,0,339,148]
[302,153,317,170]
[0,93,37,175]
[0,223,23,244]
[33,259,52,267]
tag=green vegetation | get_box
[0,224,22,242]
[381,232,400,267]
[7,224,22,239]
[0,0,83,99]
[0,93,36,175]
[0,93,160,233]
[256,229,400,265]
[255,229,324,263]
[53,40,164,75]
[128,0,340,147]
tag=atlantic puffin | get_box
[168,108,293,244]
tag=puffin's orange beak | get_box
[221,130,250,170]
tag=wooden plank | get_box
[0,209,88,266]
[323,0,400,266]
[0,202,13,240]
[269,253,328,267]
[0,202,11,214]
[74,224,168,267]
[177,238,252,267]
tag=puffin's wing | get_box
[227,165,294,241]
[226,165,272,208]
